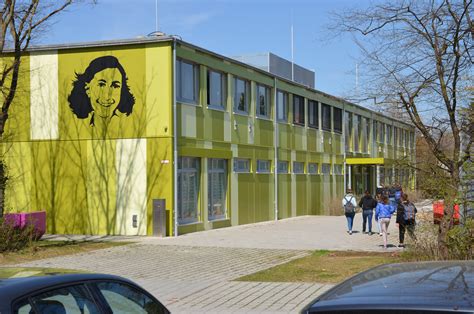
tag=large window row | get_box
[176,58,343,133]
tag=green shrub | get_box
[0,218,35,253]
[446,219,474,260]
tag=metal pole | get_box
[274,77,278,221]
[155,0,159,32]
[172,40,178,237]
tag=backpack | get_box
[403,202,416,220]
[344,196,355,214]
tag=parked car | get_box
[0,267,170,314]
[301,261,474,313]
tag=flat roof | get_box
[4,36,414,129]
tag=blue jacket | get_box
[375,203,395,220]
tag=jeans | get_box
[345,213,355,231]
[380,217,391,248]
[362,209,373,232]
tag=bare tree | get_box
[331,0,473,258]
[0,1,85,215]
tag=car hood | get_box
[310,261,474,311]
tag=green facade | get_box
[1,38,415,236]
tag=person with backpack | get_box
[375,195,396,249]
[358,190,377,235]
[394,183,403,204]
[396,193,417,247]
[342,189,357,235]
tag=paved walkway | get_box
[20,212,411,313]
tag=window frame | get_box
[177,59,199,105]
[256,83,271,119]
[308,163,319,175]
[308,99,319,129]
[177,156,201,225]
[333,107,343,133]
[292,95,305,126]
[276,90,288,122]
[207,68,227,110]
[277,161,289,174]
[233,76,250,115]
[321,103,331,132]
[208,158,228,221]
[293,161,305,174]
[256,159,271,173]
[233,158,251,173]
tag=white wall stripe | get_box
[115,138,147,235]
[30,51,58,140]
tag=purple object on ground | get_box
[3,211,46,240]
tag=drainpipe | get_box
[343,104,346,193]
[172,39,178,237]
[274,77,278,221]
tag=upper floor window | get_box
[177,59,199,104]
[308,100,318,129]
[387,125,393,145]
[394,127,398,146]
[333,107,342,133]
[277,161,289,173]
[293,161,305,174]
[257,84,271,118]
[322,103,331,131]
[308,163,318,174]
[257,160,271,173]
[233,158,251,173]
[207,69,226,109]
[234,77,250,114]
[293,95,305,125]
[345,111,353,152]
[378,122,385,143]
[277,90,288,122]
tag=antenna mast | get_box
[155,0,159,32]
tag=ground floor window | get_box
[178,157,200,224]
[321,163,331,175]
[208,159,227,221]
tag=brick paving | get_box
[18,212,413,313]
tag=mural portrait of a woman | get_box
[68,55,135,126]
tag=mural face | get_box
[68,56,135,126]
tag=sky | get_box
[40,0,369,98]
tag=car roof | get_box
[0,268,134,304]
[307,261,474,312]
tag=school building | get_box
[0,36,415,236]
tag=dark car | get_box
[301,261,474,314]
[0,267,170,314]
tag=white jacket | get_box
[342,194,357,208]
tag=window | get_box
[257,160,271,173]
[345,112,352,151]
[378,122,385,142]
[394,127,398,147]
[322,103,331,131]
[333,164,343,175]
[362,117,368,153]
[293,95,305,125]
[277,161,289,173]
[293,161,304,174]
[387,125,393,145]
[398,128,403,146]
[96,282,166,314]
[234,77,250,113]
[277,90,288,122]
[207,69,226,109]
[29,285,100,314]
[177,59,199,104]
[366,118,371,152]
[373,121,378,144]
[178,157,200,224]
[257,84,271,118]
[321,163,331,175]
[233,158,250,173]
[208,159,227,221]
[354,114,360,152]
[308,100,318,128]
[333,107,342,133]
[410,132,415,149]
[308,163,318,174]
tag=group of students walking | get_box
[342,186,417,249]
